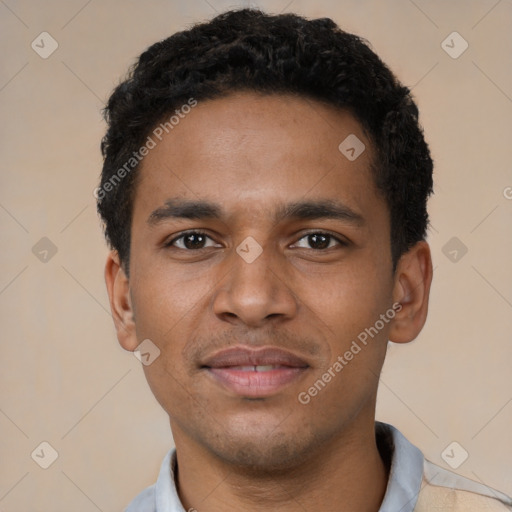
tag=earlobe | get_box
[388,241,433,344]
[104,251,138,351]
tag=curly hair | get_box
[97,8,433,275]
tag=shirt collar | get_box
[155,421,424,512]
[376,421,424,512]
[155,449,184,511]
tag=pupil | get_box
[184,233,205,249]
[309,233,329,249]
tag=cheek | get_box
[130,259,213,340]
[296,259,391,342]
[301,265,392,406]
[129,267,214,408]
[298,267,391,409]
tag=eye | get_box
[292,232,346,250]
[165,231,221,250]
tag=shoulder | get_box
[415,459,512,511]
[124,483,157,512]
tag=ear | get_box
[388,241,433,344]
[104,251,138,351]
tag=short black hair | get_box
[97,8,433,274]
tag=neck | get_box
[172,416,389,512]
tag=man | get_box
[97,8,512,512]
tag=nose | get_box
[212,242,298,328]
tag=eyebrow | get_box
[274,200,365,226]
[148,200,222,225]
[147,198,365,226]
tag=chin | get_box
[204,420,324,473]
[215,438,306,472]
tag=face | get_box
[106,92,431,470]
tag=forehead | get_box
[132,92,383,225]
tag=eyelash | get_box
[164,230,348,250]
[164,230,219,250]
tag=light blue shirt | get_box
[125,421,512,511]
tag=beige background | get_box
[1,0,511,510]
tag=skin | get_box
[105,91,432,512]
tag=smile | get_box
[202,346,310,398]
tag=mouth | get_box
[201,346,310,398]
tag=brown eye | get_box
[293,232,345,250]
[183,233,206,249]
[307,233,331,249]
[167,231,220,250]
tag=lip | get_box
[202,346,310,398]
